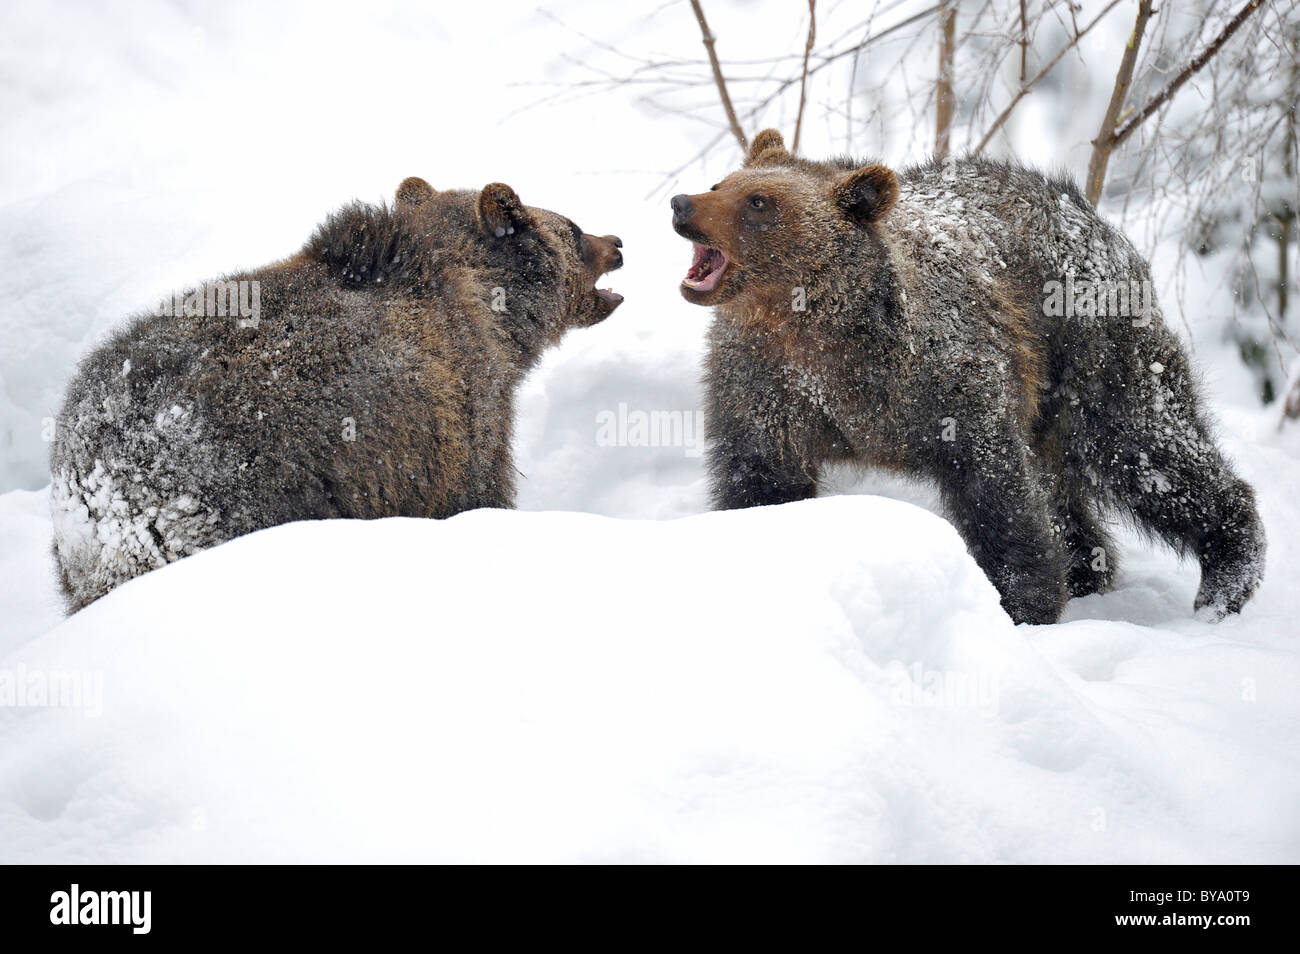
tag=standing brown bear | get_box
[671,129,1264,625]
[51,177,624,611]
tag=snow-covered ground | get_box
[1,1,1297,862]
[5,493,1299,863]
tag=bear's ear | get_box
[477,182,532,238]
[832,164,898,225]
[395,176,435,210]
[744,128,788,167]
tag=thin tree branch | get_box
[688,0,748,151]
[1018,0,1028,85]
[660,2,942,179]
[1085,0,1156,205]
[792,0,817,154]
[935,0,956,158]
[973,0,1125,155]
[745,4,941,135]
[1110,0,1267,150]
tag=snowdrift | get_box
[2,495,1295,863]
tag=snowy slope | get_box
[2,496,1296,864]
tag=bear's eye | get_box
[749,195,768,211]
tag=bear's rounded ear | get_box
[832,164,898,225]
[477,182,532,238]
[396,176,435,209]
[744,128,788,167]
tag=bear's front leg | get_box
[932,425,1069,625]
[706,422,819,510]
[704,380,823,510]
[703,324,828,510]
[468,444,517,511]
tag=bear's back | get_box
[894,156,1147,292]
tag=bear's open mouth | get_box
[683,243,727,293]
[595,288,624,306]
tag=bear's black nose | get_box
[670,194,695,224]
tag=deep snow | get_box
[3,496,1298,863]
[1,0,1297,863]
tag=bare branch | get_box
[1110,0,1268,150]
[935,0,956,158]
[973,0,1126,155]
[659,4,941,179]
[792,0,817,155]
[688,0,748,151]
[1085,0,1156,205]
[1018,0,1028,85]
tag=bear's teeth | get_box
[684,244,727,290]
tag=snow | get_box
[1,495,1294,863]
[1,0,1297,862]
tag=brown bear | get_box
[671,129,1264,625]
[50,177,624,611]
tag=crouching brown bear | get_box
[51,177,624,610]
[671,129,1264,625]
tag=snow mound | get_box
[3,495,1295,863]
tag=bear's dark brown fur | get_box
[50,178,624,610]
[672,130,1264,625]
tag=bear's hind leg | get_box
[1192,475,1265,617]
[1115,448,1263,618]
[1097,363,1265,619]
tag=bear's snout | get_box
[670,194,695,226]
[586,233,624,274]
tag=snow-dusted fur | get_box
[50,179,624,612]
[676,130,1264,624]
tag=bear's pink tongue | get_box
[684,243,727,292]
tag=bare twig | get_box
[1018,0,1028,85]
[1110,0,1268,150]
[752,3,941,113]
[1085,0,1156,205]
[660,3,941,180]
[935,0,956,158]
[973,0,1126,155]
[689,0,748,151]
[792,0,817,154]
